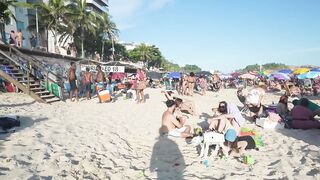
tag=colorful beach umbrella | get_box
[168,72,181,79]
[293,68,310,75]
[111,72,127,80]
[310,68,320,72]
[272,73,290,80]
[297,71,320,79]
[278,69,292,74]
[239,73,256,80]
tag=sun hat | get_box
[225,129,237,142]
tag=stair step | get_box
[35,90,50,95]
[40,94,56,99]
[10,73,24,76]
[19,80,35,83]
[45,97,60,103]
[30,87,45,91]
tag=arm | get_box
[170,115,183,128]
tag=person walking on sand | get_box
[84,67,93,100]
[95,65,106,103]
[136,69,146,103]
[161,100,193,138]
[68,62,78,102]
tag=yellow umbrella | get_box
[293,68,310,75]
[263,70,272,75]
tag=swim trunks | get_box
[237,136,256,150]
[168,127,187,137]
[70,80,77,90]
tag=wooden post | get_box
[27,62,31,94]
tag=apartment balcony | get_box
[86,0,108,13]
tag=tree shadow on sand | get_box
[0,116,49,151]
[150,128,186,180]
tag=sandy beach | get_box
[0,88,320,179]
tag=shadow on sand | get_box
[0,101,36,108]
[150,128,185,180]
[275,128,320,147]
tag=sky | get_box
[109,0,320,73]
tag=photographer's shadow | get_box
[150,127,185,180]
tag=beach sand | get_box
[0,88,320,179]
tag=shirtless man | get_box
[84,67,93,100]
[161,100,193,138]
[95,65,106,103]
[68,62,78,101]
[187,72,196,96]
[16,29,23,48]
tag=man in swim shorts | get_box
[161,100,193,138]
[68,62,78,102]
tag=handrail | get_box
[0,49,30,73]
[9,46,66,84]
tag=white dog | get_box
[193,131,228,159]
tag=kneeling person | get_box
[161,100,193,138]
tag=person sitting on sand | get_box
[161,100,193,138]
[290,98,320,129]
[162,91,198,116]
[229,135,257,157]
[208,101,243,135]
[246,87,266,118]
[276,94,288,116]
[292,97,320,117]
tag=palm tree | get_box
[32,0,68,52]
[0,0,17,43]
[66,0,98,58]
[97,13,119,60]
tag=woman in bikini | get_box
[187,72,196,96]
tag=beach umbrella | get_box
[310,68,320,72]
[298,71,320,79]
[146,71,162,79]
[168,72,181,79]
[278,69,292,74]
[231,72,240,78]
[111,72,127,80]
[271,73,290,80]
[239,73,256,80]
[293,68,310,75]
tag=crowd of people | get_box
[160,72,320,158]
[67,63,147,103]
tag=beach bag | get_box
[0,116,20,131]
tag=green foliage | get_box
[182,64,201,73]
[239,63,289,73]
[128,43,163,68]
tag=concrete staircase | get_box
[0,56,60,103]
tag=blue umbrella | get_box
[168,72,181,79]
[302,71,320,79]
[278,69,292,74]
[297,73,307,80]
[310,68,320,72]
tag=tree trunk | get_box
[81,27,84,58]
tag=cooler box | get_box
[99,90,111,102]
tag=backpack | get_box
[0,116,20,131]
